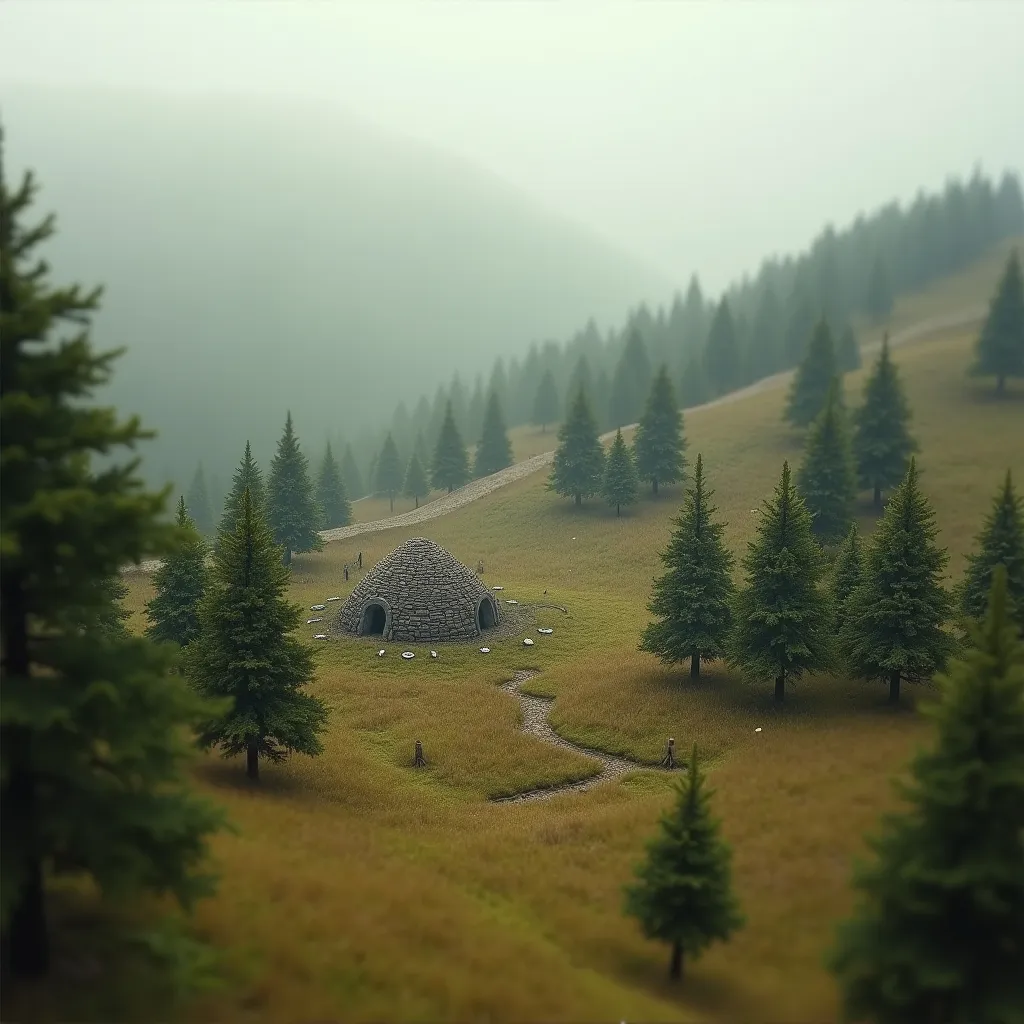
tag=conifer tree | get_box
[267,411,323,565]
[316,439,351,528]
[853,334,918,511]
[633,365,687,496]
[864,254,894,322]
[829,567,1024,1021]
[186,489,329,782]
[186,462,214,537]
[532,368,560,433]
[609,329,653,427]
[1,158,224,978]
[340,442,364,500]
[678,354,710,409]
[602,428,638,516]
[375,432,403,512]
[145,496,208,647]
[831,524,864,635]
[785,318,838,427]
[731,462,832,702]
[704,298,740,396]
[431,400,470,493]
[970,248,1024,395]
[957,469,1024,633]
[836,323,861,372]
[842,459,955,704]
[797,379,857,543]
[549,387,605,506]
[414,430,430,471]
[403,451,429,508]
[474,390,513,477]
[640,454,735,677]
[219,440,265,541]
[624,746,744,981]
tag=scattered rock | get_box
[480,647,491,653]
[523,638,534,646]
[314,634,328,640]
[430,650,438,658]
[378,649,386,657]
[311,604,326,611]
[538,627,553,635]
[326,596,341,602]
[402,651,415,659]
[307,617,323,624]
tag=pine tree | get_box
[186,462,214,537]
[836,323,861,372]
[267,411,323,565]
[971,248,1024,395]
[957,470,1024,633]
[640,454,735,677]
[340,442,364,500]
[797,379,857,543]
[864,254,894,322]
[704,298,740,396]
[316,439,351,528]
[532,368,560,433]
[219,440,266,541]
[474,390,513,477]
[1,157,224,978]
[624,746,744,982]
[145,496,208,647]
[186,489,329,782]
[609,329,653,427]
[602,428,639,516]
[842,459,955,704]
[633,365,687,496]
[414,429,430,471]
[678,353,710,409]
[730,462,832,703]
[831,524,864,635]
[431,400,470,494]
[549,387,605,506]
[829,566,1024,1022]
[853,334,918,511]
[375,432,403,513]
[785,318,838,427]
[403,451,429,508]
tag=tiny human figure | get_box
[358,551,363,569]
[660,737,676,769]
[344,564,350,581]
[413,739,426,767]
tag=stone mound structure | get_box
[334,537,502,643]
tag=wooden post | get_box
[659,737,676,769]
[413,740,426,767]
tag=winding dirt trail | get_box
[127,304,984,576]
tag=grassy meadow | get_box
[9,245,1024,1024]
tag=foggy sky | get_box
[2,0,1023,293]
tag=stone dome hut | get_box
[335,537,501,643]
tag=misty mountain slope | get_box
[0,85,670,485]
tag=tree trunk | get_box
[389,494,394,513]
[652,477,659,496]
[246,741,260,781]
[889,670,901,705]
[282,546,292,566]
[575,492,581,506]
[7,851,48,978]
[414,496,419,509]
[873,484,882,512]
[774,670,786,703]
[616,503,621,517]
[448,485,453,494]
[690,653,700,678]
[669,941,684,981]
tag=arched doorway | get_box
[360,602,387,636]
[477,597,497,631]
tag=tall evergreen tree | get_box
[842,460,955,704]
[267,411,323,566]
[340,442,364,500]
[830,524,864,635]
[678,353,710,409]
[970,248,1024,395]
[602,428,639,516]
[567,354,594,412]
[749,283,784,380]
[375,432,403,513]
[640,454,735,677]
[864,254,894,322]
[474,390,513,477]
[836,323,861,372]
[403,451,429,509]
[413,429,430,472]
[633,365,687,496]
[316,439,351,528]
[785,318,838,427]
[145,496,208,647]
[186,462,214,537]
[704,298,740,396]
[609,329,653,427]
[186,489,329,782]
[957,469,1024,633]
[797,379,857,543]
[624,746,744,981]
[431,400,470,494]
[1,158,224,978]
[219,440,265,542]
[853,334,918,510]
[731,462,832,703]
[532,368,560,433]
[829,567,1024,1022]
[548,388,605,506]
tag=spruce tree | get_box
[375,432,403,512]
[640,454,735,677]
[602,428,639,516]
[836,323,861,372]
[829,567,1024,1022]
[730,461,832,703]
[340,442,364,500]
[316,439,351,528]
[145,496,208,647]
[474,390,513,477]
[633,365,687,496]
[831,524,864,635]
[971,248,1024,395]
[864,254,894,322]
[678,353,710,408]
[624,746,744,981]
[704,298,740,397]
[186,461,214,537]
[532,369,560,433]
[219,439,265,541]
[842,459,955,704]
[267,411,323,565]
[797,379,857,543]
[403,451,429,508]
[431,400,470,493]
[785,318,838,427]
[957,469,1024,633]
[609,329,653,427]
[413,429,430,472]
[853,334,918,511]
[1,158,224,978]
[186,489,329,782]
[548,387,605,506]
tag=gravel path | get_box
[126,304,984,576]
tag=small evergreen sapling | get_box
[145,496,208,647]
[632,365,686,496]
[640,454,734,677]
[219,440,265,543]
[624,746,744,981]
[267,411,323,565]
[602,428,638,516]
[316,439,351,528]
[532,369,560,433]
[786,318,838,427]
[548,387,605,506]
[971,248,1024,395]
[830,524,864,636]
[403,451,428,509]
[473,390,513,477]
[375,432,403,513]
[431,400,470,493]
